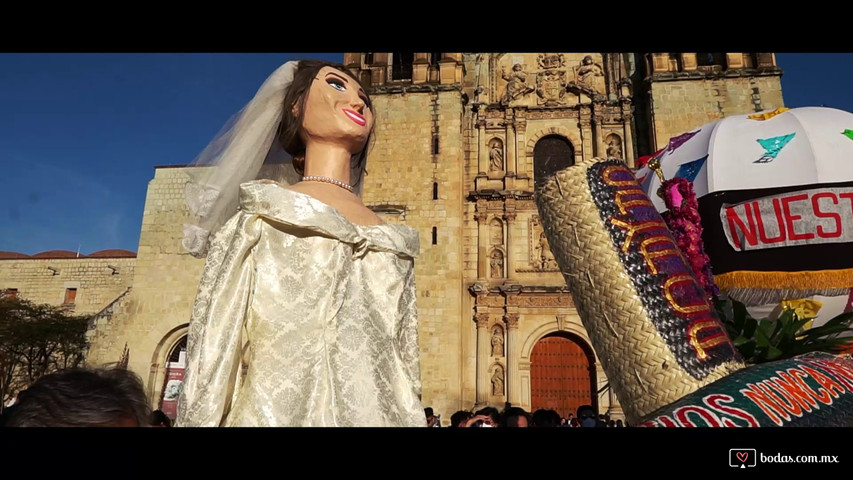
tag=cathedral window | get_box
[533,135,575,191]
[392,52,414,81]
[696,53,727,70]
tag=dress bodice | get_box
[176,181,424,427]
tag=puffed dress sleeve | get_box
[397,253,423,402]
[176,212,262,427]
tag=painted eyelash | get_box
[326,76,371,108]
[326,78,347,92]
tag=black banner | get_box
[698,180,853,275]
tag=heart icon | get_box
[737,452,749,463]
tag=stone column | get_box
[503,210,517,281]
[579,105,592,161]
[505,110,516,175]
[515,117,526,176]
[593,115,603,158]
[343,53,361,68]
[651,53,670,73]
[505,313,521,405]
[372,53,389,85]
[412,53,429,84]
[622,102,635,168]
[475,200,489,280]
[477,118,487,174]
[475,313,491,405]
[681,53,698,71]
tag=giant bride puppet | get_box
[175,60,424,427]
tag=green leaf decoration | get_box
[716,297,853,365]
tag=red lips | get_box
[342,109,366,126]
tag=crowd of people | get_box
[426,404,629,428]
[0,366,632,428]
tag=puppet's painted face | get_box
[299,66,373,154]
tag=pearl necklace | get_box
[301,175,354,193]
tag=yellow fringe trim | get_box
[747,107,789,121]
[714,268,853,290]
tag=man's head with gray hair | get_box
[1,367,150,427]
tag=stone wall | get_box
[86,166,206,404]
[362,88,466,420]
[0,257,135,316]
[651,76,785,149]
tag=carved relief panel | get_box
[519,215,559,272]
[495,53,607,107]
[507,294,575,308]
[535,53,567,106]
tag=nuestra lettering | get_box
[720,186,853,251]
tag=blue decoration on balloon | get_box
[754,133,795,163]
[674,155,707,183]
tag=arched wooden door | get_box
[530,333,595,418]
[159,336,187,421]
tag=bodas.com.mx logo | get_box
[730,449,757,468]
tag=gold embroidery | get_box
[663,274,710,314]
[639,234,680,274]
[614,187,654,215]
[688,320,729,360]
[610,219,668,253]
[601,164,637,187]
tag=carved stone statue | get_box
[539,232,557,270]
[490,250,504,278]
[491,326,504,356]
[491,365,505,396]
[501,64,534,105]
[489,141,503,171]
[577,55,604,87]
[606,137,622,159]
[533,235,544,267]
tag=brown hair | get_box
[278,60,373,186]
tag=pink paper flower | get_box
[661,177,719,300]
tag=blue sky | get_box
[0,53,849,255]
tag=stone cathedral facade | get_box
[1,53,784,423]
